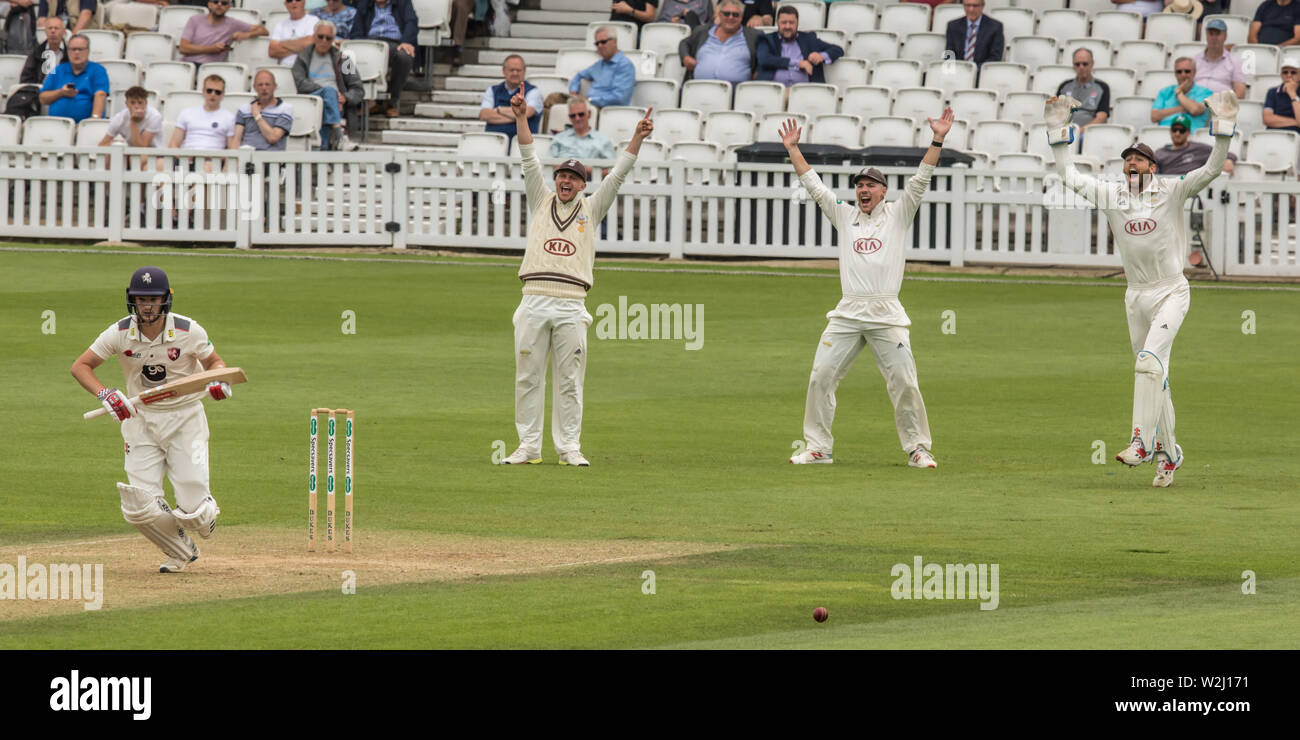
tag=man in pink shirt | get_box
[1195,17,1247,98]
[179,0,268,66]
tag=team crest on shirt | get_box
[853,238,883,254]
[168,347,180,361]
[544,238,576,256]
[577,214,587,234]
[1124,218,1157,235]
[143,364,167,384]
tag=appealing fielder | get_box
[70,267,233,571]
[782,109,954,468]
[499,89,653,466]
[1045,91,1238,487]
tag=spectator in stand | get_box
[658,0,712,29]
[479,54,542,142]
[547,96,615,179]
[739,0,771,28]
[1249,0,1300,46]
[1198,1,1230,22]
[611,0,657,29]
[3,14,63,119]
[269,0,319,68]
[756,5,843,87]
[293,20,363,150]
[169,74,236,150]
[180,0,268,66]
[2,0,41,58]
[1111,0,1166,18]
[447,0,477,65]
[37,0,94,34]
[944,0,1002,70]
[316,0,357,38]
[98,85,163,147]
[1057,48,1110,129]
[1195,18,1246,98]
[1151,57,1213,129]
[234,69,294,151]
[38,33,107,122]
[1263,56,1300,133]
[349,0,419,119]
[679,0,761,84]
[568,26,636,108]
[1155,113,1237,175]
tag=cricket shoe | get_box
[558,451,590,467]
[1116,439,1151,466]
[500,448,542,465]
[908,448,937,469]
[1152,444,1183,488]
[160,550,199,574]
[789,450,832,464]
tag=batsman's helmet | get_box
[126,266,173,317]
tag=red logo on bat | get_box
[853,238,883,254]
[168,348,180,361]
[1124,218,1157,235]
[544,239,576,256]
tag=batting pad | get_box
[172,495,220,539]
[118,483,199,562]
[1131,351,1167,456]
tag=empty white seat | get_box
[787,83,839,117]
[781,1,828,27]
[81,29,125,62]
[1009,36,1060,69]
[756,111,808,142]
[527,74,569,101]
[158,6,206,40]
[1001,91,1048,129]
[125,33,176,65]
[914,118,969,150]
[110,2,160,29]
[1237,100,1266,138]
[253,65,296,96]
[241,0,285,14]
[862,115,912,147]
[879,3,928,35]
[546,103,573,134]
[1038,9,1088,42]
[0,54,25,92]
[623,49,658,80]
[1115,40,1168,78]
[585,21,636,52]
[598,105,649,145]
[162,90,205,123]
[806,28,848,51]
[279,94,322,138]
[653,108,703,146]
[457,132,509,158]
[226,8,262,27]
[680,79,732,115]
[1137,70,1174,98]
[892,86,943,127]
[669,140,723,163]
[143,61,196,98]
[1031,65,1075,96]
[969,120,1023,156]
[950,88,999,126]
[1143,12,1195,46]
[1094,66,1137,98]
[823,57,868,96]
[229,38,272,69]
[849,31,899,64]
[0,114,22,145]
[827,3,877,35]
[811,112,863,147]
[1234,44,1279,78]
[1230,160,1268,181]
[1091,11,1143,43]
[1062,38,1113,68]
[1191,127,1244,158]
[1138,125,1171,149]
[996,152,1047,170]
[841,85,892,117]
[638,22,690,58]
[978,62,1029,101]
[75,118,112,147]
[222,92,256,117]
[1026,123,1053,159]
[628,138,665,161]
[1069,0,1114,12]
[931,3,965,32]
[101,60,142,91]
[899,32,944,65]
[987,7,1035,40]
[1081,123,1136,162]
[20,115,75,146]
[703,110,755,146]
[1110,96,1156,129]
[509,134,553,159]
[265,11,290,31]
[924,59,976,98]
[1169,42,1205,66]
[1216,14,1253,45]
[554,48,601,81]
[870,58,921,89]
[631,78,679,111]
[733,81,784,117]
[197,63,249,93]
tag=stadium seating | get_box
[1137,70,1173,98]
[899,33,944,65]
[878,3,928,36]
[652,108,703,147]
[585,22,636,52]
[158,6,206,40]
[255,65,296,96]
[1002,92,1049,130]
[110,88,160,117]
[1237,101,1266,138]
[242,0,285,16]
[223,92,256,117]
[924,60,976,98]
[1009,37,1059,69]
[1026,123,1053,159]
[509,134,552,159]
[988,6,1034,41]
[638,23,689,65]
[83,30,126,62]
[931,3,964,32]
[126,33,177,66]
[144,61,197,98]
[162,91,205,124]
[1143,13,1196,47]
[892,87,943,128]
[456,132,508,158]
[704,110,755,147]
[756,111,806,142]
[825,58,870,96]
[75,118,111,147]
[1191,128,1243,159]
[1094,66,1137,98]
[811,112,863,147]
[1234,45,1280,78]
[631,79,679,111]
[100,59,142,92]
[1230,160,1268,181]
[1115,40,1169,78]
[1062,38,1113,68]
[1080,123,1136,162]
[809,28,847,51]
[996,152,1047,171]
[109,2,160,30]
[1110,96,1157,130]
[950,88,998,126]
[733,82,785,118]
[226,8,262,27]
[841,85,892,117]
[545,103,572,134]
[862,116,912,148]
[20,116,75,146]
[1031,65,1074,97]
[0,114,21,146]
[978,63,1029,101]
[1138,125,1171,149]
[230,38,272,69]
[917,118,969,150]
[827,2,877,35]
[849,31,899,64]
[670,140,723,164]
[969,120,1023,156]
[1038,9,1088,42]
[871,59,922,90]
[554,49,599,81]
[624,50,658,80]
[681,80,732,115]
[340,41,388,101]
[1091,11,1142,43]
[198,63,250,93]
[782,1,827,28]
[598,106,649,145]
[528,74,569,102]
[1216,15,1253,44]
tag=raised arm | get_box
[1176,92,1236,198]
[1045,96,1102,204]
[897,108,951,221]
[589,108,651,221]
[513,90,547,206]
[781,117,838,216]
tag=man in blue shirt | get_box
[568,26,636,109]
[755,5,843,86]
[479,54,542,142]
[678,0,761,85]
[38,33,107,123]
[1263,56,1300,134]
[548,97,615,178]
[1151,57,1213,130]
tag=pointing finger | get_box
[643,107,654,120]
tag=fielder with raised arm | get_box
[70,267,233,572]
[782,109,954,468]
[1044,91,1237,487]
[498,90,653,466]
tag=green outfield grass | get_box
[1,247,1297,649]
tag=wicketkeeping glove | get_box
[206,381,232,401]
[1044,95,1081,146]
[98,388,136,421]
[1206,90,1239,137]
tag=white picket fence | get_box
[1,145,1297,277]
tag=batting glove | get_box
[98,388,136,421]
[206,381,232,401]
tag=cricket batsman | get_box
[70,267,232,571]
[1044,91,1238,487]
[498,90,653,466]
[783,109,954,468]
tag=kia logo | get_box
[544,239,576,256]
[853,238,882,254]
[1124,218,1157,235]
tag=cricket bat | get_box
[84,367,249,420]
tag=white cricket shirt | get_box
[89,312,216,411]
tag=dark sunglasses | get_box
[595,38,612,45]
[569,112,588,119]
[1170,127,1188,133]
[205,88,225,94]
[719,10,740,17]
[210,0,231,5]
[1175,69,1194,74]
[316,34,335,39]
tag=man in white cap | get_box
[1043,90,1238,487]
[1263,54,1300,133]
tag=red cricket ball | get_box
[813,607,829,623]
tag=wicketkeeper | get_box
[1044,91,1237,487]
[498,90,653,466]
[782,109,954,468]
[70,267,233,571]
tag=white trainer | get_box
[558,451,590,467]
[789,450,832,464]
[908,448,937,468]
[1116,438,1150,466]
[500,448,541,465]
[160,551,199,573]
[1152,444,1184,488]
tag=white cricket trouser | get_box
[802,317,932,455]
[1125,277,1190,459]
[120,401,211,513]
[513,295,592,456]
